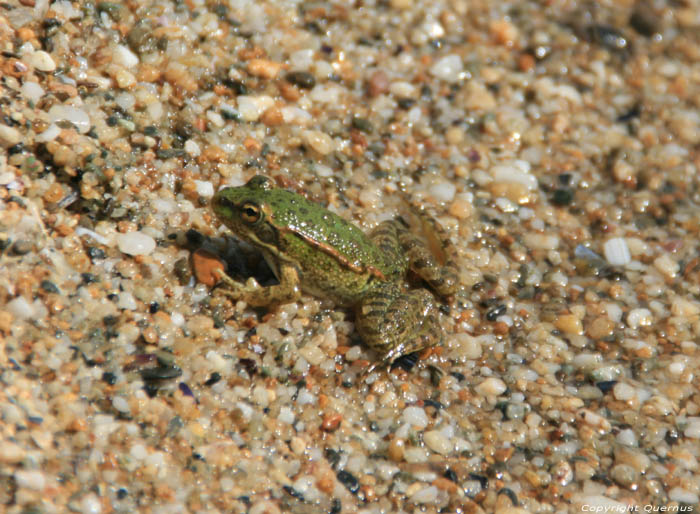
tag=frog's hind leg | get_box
[396,213,459,297]
[356,284,441,375]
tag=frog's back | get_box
[269,190,403,302]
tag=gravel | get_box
[1,0,699,511]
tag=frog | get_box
[211,175,459,374]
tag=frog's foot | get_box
[213,264,302,307]
[356,286,442,376]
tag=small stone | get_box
[237,95,275,122]
[115,68,137,88]
[48,105,91,134]
[0,441,27,463]
[116,232,156,256]
[654,254,679,278]
[81,492,102,514]
[14,469,46,491]
[554,314,583,335]
[626,308,652,329]
[430,55,463,83]
[668,487,699,504]
[368,70,389,97]
[0,125,21,147]
[247,58,285,79]
[429,181,456,203]
[192,249,225,287]
[286,71,316,89]
[402,406,428,429]
[114,44,139,68]
[424,430,453,455]
[321,413,342,432]
[7,297,35,319]
[603,238,631,266]
[476,377,507,396]
[301,130,335,155]
[28,50,56,72]
[409,485,438,504]
[388,438,405,462]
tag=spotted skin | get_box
[211,175,459,373]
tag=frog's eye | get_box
[241,203,261,224]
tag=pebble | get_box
[491,162,538,190]
[14,469,46,491]
[476,377,507,396]
[603,238,631,266]
[301,130,335,155]
[428,181,456,203]
[114,44,139,68]
[684,419,700,439]
[28,50,56,72]
[36,123,61,143]
[409,485,438,504]
[626,308,652,329]
[0,441,27,463]
[113,396,130,413]
[430,55,463,83]
[48,105,91,134]
[0,125,21,147]
[236,95,275,122]
[402,406,428,429]
[116,232,156,256]
[7,296,35,319]
[423,430,453,455]
[668,487,699,504]
[81,493,102,514]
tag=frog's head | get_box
[212,175,280,248]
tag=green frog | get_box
[211,175,459,373]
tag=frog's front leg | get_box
[215,262,302,307]
[355,283,441,374]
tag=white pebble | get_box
[668,487,699,505]
[523,232,560,251]
[430,55,463,83]
[626,308,652,329]
[28,50,56,72]
[491,163,538,190]
[113,44,139,68]
[278,407,295,424]
[344,346,362,361]
[130,443,148,460]
[81,493,102,514]
[684,419,700,439]
[429,181,456,203]
[476,377,507,396]
[289,49,314,70]
[0,441,26,463]
[613,382,635,402]
[7,296,35,319]
[116,232,156,256]
[281,106,311,125]
[423,430,453,455]
[194,179,214,198]
[115,92,135,111]
[449,333,483,360]
[616,428,637,446]
[603,238,631,266]
[404,447,429,463]
[36,123,61,143]
[301,130,335,155]
[14,470,46,491]
[671,297,700,317]
[0,125,21,147]
[185,140,201,157]
[653,254,679,278]
[409,485,438,504]
[310,84,341,104]
[48,105,91,134]
[236,95,274,122]
[112,397,130,413]
[402,406,428,429]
